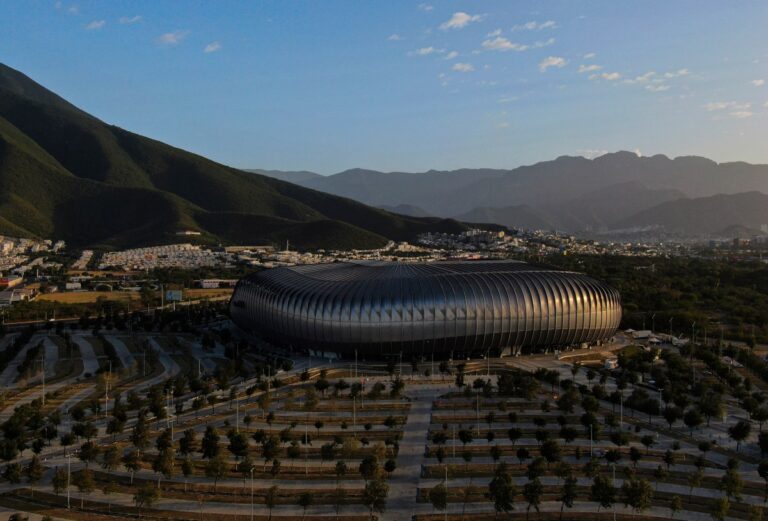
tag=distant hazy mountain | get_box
[245,169,323,184]
[250,153,768,235]
[455,205,557,231]
[377,204,432,218]
[0,63,467,248]
[619,192,768,236]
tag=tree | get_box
[298,492,313,521]
[182,457,194,492]
[720,466,744,501]
[689,468,704,499]
[540,439,562,466]
[201,426,220,459]
[24,456,44,497]
[205,454,228,492]
[683,408,703,436]
[359,455,380,482]
[670,495,682,518]
[711,497,730,521]
[621,477,654,516]
[663,449,676,470]
[429,483,448,514]
[729,420,752,452]
[265,485,279,521]
[522,478,543,521]
[179,428,196,455]
[363,478,389,520]
[52,467,68,495]
[102,446,121,471]
[134,482,159,518]
[560,474,578,521]
[123,450,140,484]
[3,463,21,484]
[488,462,516,518]
[153,448,175,486]
[758,460,768,502]
[641,434,655,454]
[590,475,615,512]
[74,468,95,509]
[79,441,100,470]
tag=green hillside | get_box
[0,63,467,249]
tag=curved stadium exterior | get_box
[229,260,621,357]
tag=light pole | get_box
[250,466,255,521]
[66,452,72,510]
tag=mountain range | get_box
[250,155,768,237]
[0,63,468,249]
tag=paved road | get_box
[43,336,58,378]
[70,335,100,377]
[105,335,136,371]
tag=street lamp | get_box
[250,465,255,521]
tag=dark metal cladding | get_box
[229,260,622,356]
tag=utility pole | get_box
[250,466,255,521]
[66,453,72,510]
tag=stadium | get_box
[229,260,621,357]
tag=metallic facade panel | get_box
[229,260,622,356]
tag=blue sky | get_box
[2,1,767,174]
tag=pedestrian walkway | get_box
[381,384,450,521]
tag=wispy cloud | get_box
[482,37,528,52]
[578,64,602,73]
[440,12,483,30]
[664,68,689,78]
[512,20,557,31]
[204,41,222,53]
[730,111,753,119]
[752,79,766,87]
[482,36,553,53]
[445,51,459,60]
[452,62,475,73]
[85,19,105,30]
[589,71,621,81]
[583,52,596,59]
[410,46,440,56]
[119,15,142,24]
[539,56,567,72]
[387,34,402,41]
[418,3,434,12]
[645,84,670,92]
[158,30,189,46]
[704,101,750,111]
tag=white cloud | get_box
[445,51,459,60]
[452,62,475,73]
[486,29,502,37]
[704,101,750,111]
[578,64,602,74]
[539,56,567,72]
[387,34,402,41]
[589,71,621,81]
[663,68,689,78]
[85,19,105,30]
[583,52,596,59]
[157,30,189,45]
[418,3,434,12]
[645,84,670,92]
[765,101,768,108]
[533,38,556,48]
[119,15,142,24]
[482,37,528,52]
[577,149,608,159]
[440,12,483,30]
[204,41,222,53]
[411,46,439,56]
[498,96,518,104]
[512,20,557,31]
[497,122,510,128]
[752,79,766,87]
[625,71,655,84]
[730,111,753,119]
